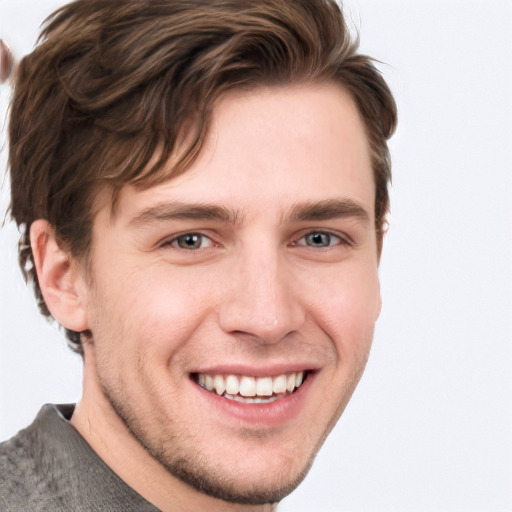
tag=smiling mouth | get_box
[193,371,308,404]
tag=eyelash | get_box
[292,231,351,248]
[160,230,352,251]
[161,233,214,251]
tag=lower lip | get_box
[192,373,315,426]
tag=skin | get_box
[32,83,382,511]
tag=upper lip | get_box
[191,363,319,377]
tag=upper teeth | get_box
[197,372,305,397]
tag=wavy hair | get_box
[8,0,397,353]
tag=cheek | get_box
[89,264,216,356]
[300,263,380,353]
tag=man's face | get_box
[80,84,381,503]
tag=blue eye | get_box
[166,233,213,250]
[296,232,343,248]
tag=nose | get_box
[218,248,306,344]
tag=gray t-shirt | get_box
[0,404,160,511]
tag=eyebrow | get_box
[287,199,371,224]
[128,202,240,228]
[128,198,370,229]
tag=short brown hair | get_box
[8,0,397,353]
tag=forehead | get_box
[100,84,374,225]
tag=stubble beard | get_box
[96,328,373,506]
[101,384,317,505]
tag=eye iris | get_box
[177,234,202,249]
[307,233,330,247]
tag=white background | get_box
[1,1,511,511]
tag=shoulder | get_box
[0,404,161,511]
[0,406,67,511]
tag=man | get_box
[0,0,396,510]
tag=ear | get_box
[376,220,389,265]
[30,219,89,333]
[376,289,383,320]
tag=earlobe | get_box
[30,220,89,333]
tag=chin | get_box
[157,448,316,505]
